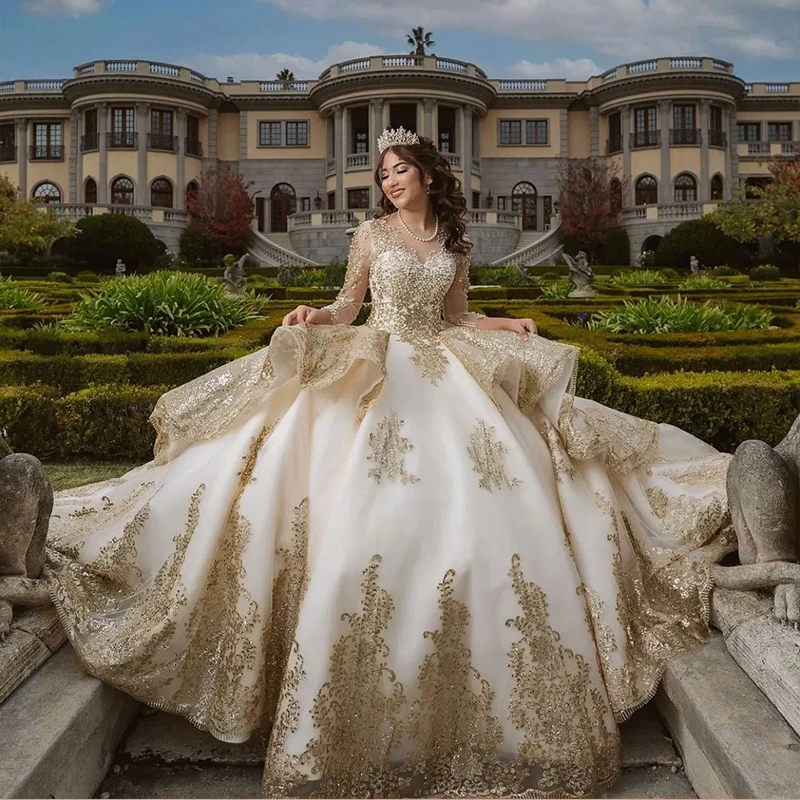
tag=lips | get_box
[390,189,404,199]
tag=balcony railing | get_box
[0,145,16,162]
[606,135,623,154]
[148,133,178,152]
[442,152,461,168]
[107,131,137,149]
[30,144,63,160]
[185,137,203,157]
[708,129,727,148]
[746,142,771,155]
[630,130,661,149]
[472,157,480,174]
[346,152,369,170]
[80,132,99,151]
[781,141,800,156]
[326,158,336,176]
[670,128,702,145]
[51,203,188,223]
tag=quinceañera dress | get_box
[47,216,733,798]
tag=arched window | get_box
[111,176,134,205]
[609,178,623,214]
[84,177,97,204]
[674,173,697,202]
[710,174,724,201]
[31,181,61,203]
[270,182,297,232]
[150,178,173,208]
[635,175,658,206]
[511,181,538,230]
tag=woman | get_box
[47,128,733,798]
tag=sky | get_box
[1,0,798,84]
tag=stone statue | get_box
[712,411,800,627]
[564,251,595,298]
[218,254,248,297]
[0,436,54,637]
[115,258,126,278]
[690,255,700,274]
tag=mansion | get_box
[0,54,798,266]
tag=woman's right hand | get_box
[281,306,333,326]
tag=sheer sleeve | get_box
[442,244,486,327]
[321,221,373,325]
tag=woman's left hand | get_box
[501,317,537,338]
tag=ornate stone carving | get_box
[217,254,247,296]
[0,437,54,637]
[564,251,595,298]
[711,412,800,627]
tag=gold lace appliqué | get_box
[367,411,421,485]
[467,420,521,492]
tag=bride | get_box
[47,127,733,798]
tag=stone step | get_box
[95,702,694,798]
[0,645,140,798]
[656,631,800,798]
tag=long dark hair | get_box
[374,136,471,254]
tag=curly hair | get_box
[374,136,471,255]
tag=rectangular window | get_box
[0,123,15,162]
[439,130,452,152]
[499,119,522,145]
[736,122,761,142]
[259,121,281,146]
[472,190,481,209]
[767,122,793,142]
[111,107,134,133]
[300,196,311,212]
[85,108,98,134]
[286,120,309,147]
[673,104,695,130]
[632,106,659,147]
[497,196,507,211]
[347,188,370,209]
[187,115,199,141]
[709,106,723,131]
[525,119,548,145]
[151,109,173,135]
[607,112,622,154]
[32,122,63,159]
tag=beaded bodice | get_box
[365,219,458,338]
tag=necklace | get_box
[398,209,439,242]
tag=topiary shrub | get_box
[478,265,528,287]
[46,271,73,283]
[654,218,752,270]
[179,225,208,266]
[66,213,162,271]
[76,270,101,283]
[601,228,630,266]
[749,264,781,281]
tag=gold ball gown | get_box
[47,217,733,798]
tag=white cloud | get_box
[256,0,799,66]
[26,0,103,16]
[510,58,601,81]
[185,40,384,81]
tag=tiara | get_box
[377,126,420,153]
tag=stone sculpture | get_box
[115,258,126,278]
[712,411,800,626]
[0,436,54,637]
[690,255,700,274]
[218,254,248,296]
[564,251,595,298]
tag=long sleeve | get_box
[442,246,486,327]
[321,221,373,325]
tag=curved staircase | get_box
[490,218,563,267]
[248,230,319,267]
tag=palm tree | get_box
[406,27,435,56]
[276,68,295,89]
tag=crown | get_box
[377,126,420,154]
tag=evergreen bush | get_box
[654,218,751,270]
[66,214,162,271]
[601,228,630,266]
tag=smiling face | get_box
[379,148,431,210]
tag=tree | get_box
[557,157,627,263]
[407,27,435,56]
[0,175,75,258]
[710,147,800,247]
[277,68,295,89]
[66,213,162,270]
[185,167,255,256]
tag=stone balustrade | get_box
[50,203,187,224]
[621,202,720,223]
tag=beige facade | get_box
[0,53,797,257]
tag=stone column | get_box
[431,100,438,148]
[15,118,27,198]
[369,99,382,207]
[723,106,733,200]
[206,108,218,165]
[423,99,434,140]
[98,103,108,203]
[559,107,569,157]
[728,106,739,199]
[176,109,186,210]
[621,105,632,204]
[589,106,600,157]
[473,111,481,175]
[462,106,472,200]
[136,102,149,205]
[660,101,671,203]
[69,110,80,204]
[239,110,248,160]
[699,100,710,201]
[334,105,343,208]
